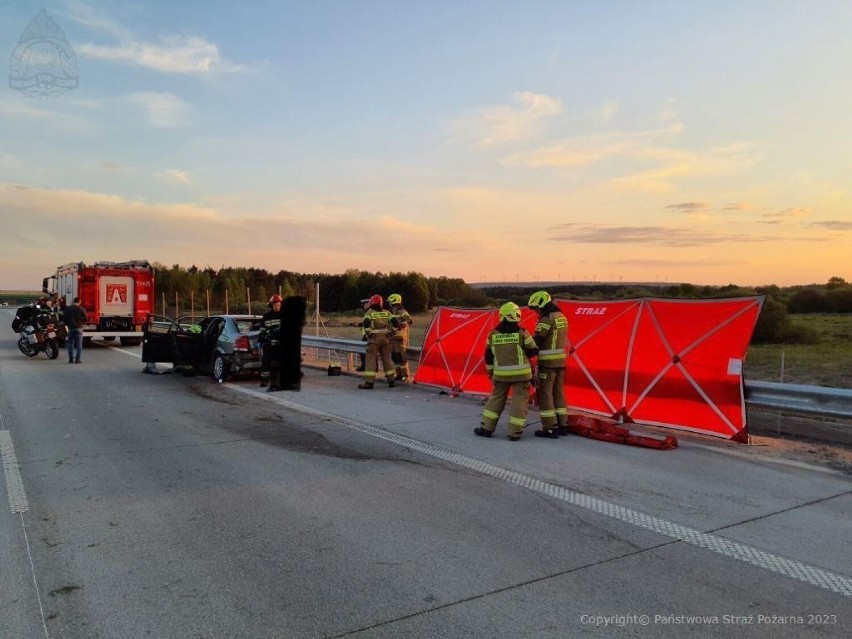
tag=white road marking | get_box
[0,429,28,513]
[0,422,50,638]
[229,383,852,598]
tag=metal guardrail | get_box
[302,336,852,420]
[744,381,852,419]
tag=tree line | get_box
[153,265,850,344]
[152,264,490,315]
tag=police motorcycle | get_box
[11,302,65,359]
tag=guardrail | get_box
[301,336,852,420]
[744,381,852,419]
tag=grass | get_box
[744,315,852,388]
[315,310,852,389]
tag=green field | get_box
[744,314,852,388]
[317,311,852,390]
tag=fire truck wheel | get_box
[213,354,230,384]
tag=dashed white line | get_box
[0,429,29,513]
[229,383,852,598]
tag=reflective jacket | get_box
[390,304,412,343]
[362,306,395,339]
[259,309,282,344]
[533,303,568,368]
[483,320,538,382]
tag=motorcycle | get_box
[12,305,66,360]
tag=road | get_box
[1,316,850,638]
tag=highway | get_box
[1,316,850,638]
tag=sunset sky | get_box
[2,0,851,290]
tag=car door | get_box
[197,316,226,372]
[141,314,176,363]
[169,315,207,368]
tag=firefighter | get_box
[387,293,413,382]
[528,290,569,438]
[259,294,284,390]
[475,302,539,441]
[358,294,396,389]
[355,298,370,372]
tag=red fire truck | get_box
[42,260,155,346]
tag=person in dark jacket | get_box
[259,295,284,389]
[64,297,88,364]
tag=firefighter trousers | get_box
[260,340,280,386]
[481,380,530,438]
[390,337,410,381]
[363,335,396,385]
[537,367,567,430]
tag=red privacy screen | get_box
[414,297,764,440]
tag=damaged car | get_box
[142,314,263,383]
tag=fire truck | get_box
[42,260,155,346]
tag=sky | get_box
[2,0,851,290]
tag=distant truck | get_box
[42,260,155,346]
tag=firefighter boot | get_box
[358,382,374,389]
[534,429,559,439]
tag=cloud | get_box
[599,99,619,123]
[504,123,683,168]
[666,202,709,212]
[67,1,245,75]
[157,169,191,184]
[546,223,782,247]
[723,202,754,211]
[0,96,90,131]
[812,220,852,231]
[127,92,188,128]
[504,121,759,193]
[0,183,491,287]
[78,36,244,74]
[100,162,122,171]
[757,208,812,225]
[453,91,563,147]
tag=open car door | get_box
[167,315,208,369]
[142,314,176,363]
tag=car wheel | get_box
[213,353,230,383]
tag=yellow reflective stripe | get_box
[508,416,526,426]
[540,409,556,418]
[482,409,499,420]
[538,348,564,356]
[493,368,531,378]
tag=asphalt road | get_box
[1,316,850,638]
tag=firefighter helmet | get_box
[499,302,521,322]
[369,294,383,307]
[269,294,283,304]
[528,290,551,309]
[387,293,402,305]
